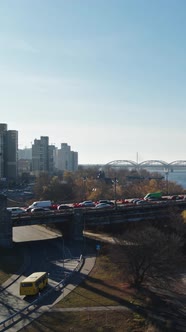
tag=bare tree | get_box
[112,226,184,288]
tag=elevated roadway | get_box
[1,198,186,248]
[12,200,186,227]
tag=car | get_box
[57,204,73,210]
[135,200,149,205]
[131,199,141,204]
[7,207,27,217]
[30,207,52,215]
[96,200,114,206]
[74,201,95,207]
[95,203,114,209]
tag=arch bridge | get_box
[105,160,186,170]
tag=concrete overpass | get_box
[1,194,186,248]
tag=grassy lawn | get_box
[19,244,159,332]
[0,244,24,284]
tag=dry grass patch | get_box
[56,253,135,308]
[20,311,147,332]
[19,243,170,332]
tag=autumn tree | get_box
[32,167,185,203]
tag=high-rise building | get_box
[18,148,32,160]
[0,124,18,181]
[31,136,55,176]
[0,124,7,179]
[5,130,18,180]
[32,136,49,176]
[70,151,78,171]
[48,145,57,174]
[57,143,78,172]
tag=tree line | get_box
[32,166,184,203]
[32,167,186,289]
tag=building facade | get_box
[0,124,18,181]
[32,136,49,176]
[57,143,78,172]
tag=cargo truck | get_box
[144,192,162,200]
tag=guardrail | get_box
[0,255,84,331]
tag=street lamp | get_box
[62,236,65,269]
[113,177,118,209]
[83,215,86,254]
[165,170,169,195]
[82,176,87,200]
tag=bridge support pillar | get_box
[0,194,12,248]
[72,209,84,240]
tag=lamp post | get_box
[82,176,87,201]
[165,170,169,195]
[113,177,118,209]
[83,215,86,254]
[62,236,65,269]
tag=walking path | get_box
[45,254,97,306]
[6,254,97,332]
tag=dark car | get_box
[95,203,114,209]
[30,207,52,215]
[57,204,73,210]
[7,207,27,217]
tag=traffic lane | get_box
[13,225,62,242]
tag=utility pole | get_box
[114,177,117,209]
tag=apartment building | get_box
[0,124,18,181]
[57,143,78,172]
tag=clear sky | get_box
[1,0,186,164]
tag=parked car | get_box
[7,207,27,217]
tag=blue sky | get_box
[1,0,186,164]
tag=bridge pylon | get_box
[0,194,12,248]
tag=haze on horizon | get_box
[1,0,186,164]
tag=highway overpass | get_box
[1,194,186,247]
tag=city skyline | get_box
[1,1,186,164]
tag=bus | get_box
[20,272,48,296]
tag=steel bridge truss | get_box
[105,160,186,170]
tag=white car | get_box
[7,207,27,217]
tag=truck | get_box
[144,192,162,200]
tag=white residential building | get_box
[57,143,78,172]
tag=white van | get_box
[27,200,52,211]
